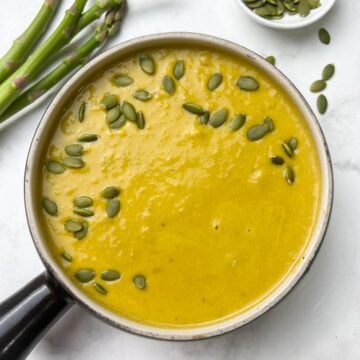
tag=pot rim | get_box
[24,32,333,341]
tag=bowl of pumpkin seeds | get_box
[236,0,336,29]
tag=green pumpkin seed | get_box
[247,124,269,141]
[75,268,95,283]
[288,137,298,151]
[255,4,278,17]
[307,0,321,9]
[61,252,72,262]
[207,73,222,91]
[209,109,228,128]
[322,64,335,81]
[265,55,276,65]
[110,114,127,130]
[264,116,274,132]
[133,90,152,102]
[65,144,84,157]
[271,156,285,165]
[122,101,137,122]
[310,80,326,93]
[101,269,121,281]
[114,75,134,87]
[74,196,93,208]
[74,208,94,217]
[237,76,259,91]
[65,220,83,233]
[163,75,176,95]
[93,283,107,295]
[138,53,155,75]
[136,111,145,129]
[63,157,85,169]
[199,111,210,125]
[173,60,185,80]
[101,94,118,110]
[101,186,120,199]
[298,0,310,17]
[107,198,121,218]
[106,105,121,124]
[319,28,330,45]
[284,166,295,185]
[42,197,58,216]
[133,275,146,289]
[78,102,86,123]
[317,94,328,115]
[183,102,204,115]
[282,141,294,158]
[74,221,88,240]
[46,160,65,174]
[78,134,98,142]
[229,114,246,131]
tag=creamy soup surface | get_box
[41,47,321,328]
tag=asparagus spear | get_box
[0,3,126,122]
[0,0,60,84]
[0,0,88,117]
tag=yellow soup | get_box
[41,47,321,328]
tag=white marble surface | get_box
[0,0,359,359]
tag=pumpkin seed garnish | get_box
[61,252,72,262]
[42,197,58,216]
[101,186,120,199]
[63,157,85,169]
[265,55,276,66]
[74,208,94,217]
[271,156,285,165]
[136,111,145,129]
[319,28,331,45]
[122,101,137,122]
[138,53,155,75]
[101,269,121,281]
[65,144,84,157]
[132,90,152,102]
[199,111,210,125]
[107,198,121,218]
[282,141,294,158]
[209,109,228,128]
[101,94,118,110]
[46,160,65,174]
[317,94,328,114]
[74,196,93,208]
[247,124,269,141]
[183,102,204,115]
[207,73,223,91]
[310,79,326,93]
[114,75,134,87]
[133,275,146,289]
[229,114,246,131]
[237,76,259,91]
[288,137,298,151]
[264,116,275,132]
[75,268,95,283]
[65,220,83,233]
[78,134,98,142]
[173,60,185,80]
[163,75,176,95]
[78,102,86,123]
[93,283,107,295]
[284,166,295,185]
[110,114,127,130]
[106,105,121,124]
[74,221,88,240]
[322,64,335,81]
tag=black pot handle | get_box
[0,273,73,360]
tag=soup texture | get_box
[41,47,321,328]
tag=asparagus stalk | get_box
[0,0,60,84]
[0,3,126,122]
[0,0,88,116]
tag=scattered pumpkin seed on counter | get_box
[310,79,326,93]
[265,55,276,65]
[317,94,328,114]
[322,64,335,81]
[319,28,331,45]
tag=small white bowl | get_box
[235,0,336,29]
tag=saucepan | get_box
[0,33,333,359]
